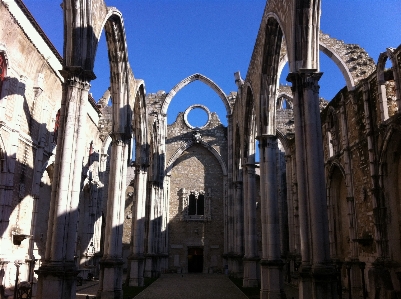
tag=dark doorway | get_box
[188,247,203,273]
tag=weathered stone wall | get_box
[166,111,227,273]
[320,44,401,295]
[0,0,64,289]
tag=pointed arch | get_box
[259,16,285,135]
[132,80,149,165]
[243,84,257,164]
[278,32,376,91]
[161,73,231,116]
[377,49,400,121]
[165,140,227,177]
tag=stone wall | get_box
[166,110,227,273]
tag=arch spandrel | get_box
[319,32,376,89]
[161,73,231,116]
[277,31,377,91]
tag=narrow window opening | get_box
[188,194,196,215]
[197,194,204,215]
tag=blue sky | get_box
[24,1,401,127]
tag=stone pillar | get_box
[97,133,129,299]
[233,181,243,274]
[287,72,336,299]
[242,163,258,288]
[285,155,295,253]
[225,115,234,270]
[144,184,156,278]
[258,135,284,299]
[128,164,148,287]
[36,72,91,299]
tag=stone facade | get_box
[1,0,401,299]
[166,110,227,274]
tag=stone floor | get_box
[135,274,247,299]
[75,275,300,299]
[76,280,99,299]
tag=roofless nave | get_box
[0,0,400,298]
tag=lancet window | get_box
[179,189,211,221]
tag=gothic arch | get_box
[377,49,400,120]
[243,85,257,163]
[326,162,349,259]
[277,32,376,91]
[259,16,285,135]
[276,85,293,109]
[377,125,401,262]
[165,140,227,177]
[161,73,231,116]
[326,161,347,188]
[131,80,149,165]
[64,3,133,134]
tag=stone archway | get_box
[161,73,231,117]
[277,31,377,92]
[36,2,141,299]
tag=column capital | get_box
[256,134,277,148]
[60,66,96,82]
[110,132,130,145]
[286,72,323,93]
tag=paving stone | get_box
[135,274,247,299]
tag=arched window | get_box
[188,192,204,216]
[179,189,210,221]
[0,53,7,98]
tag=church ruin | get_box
[0,0,401,298]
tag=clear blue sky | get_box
[24,1,401,127]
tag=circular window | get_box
[184,104,211,129]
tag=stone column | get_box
[232,181,243,274]
[258,135,284,299]
[285,155,295,253]
[36,72,91,299]
[97,133,129,299]
[287,72,336,299]
[128,164,148,287]
[226,115,234,271]
[242,163,258,288]
[144,184,155,278]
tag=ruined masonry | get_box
[0,0,400,299]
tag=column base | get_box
[226,253,243,277]
[368,259,399,299]
[243,258,259,288]
[97,258,124,299]
[144,256,153,278]
[298,264,313,299]
[35,262,79,299]
[311,263,337,299]
[260,259,285,299]
[127,256,145,287]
